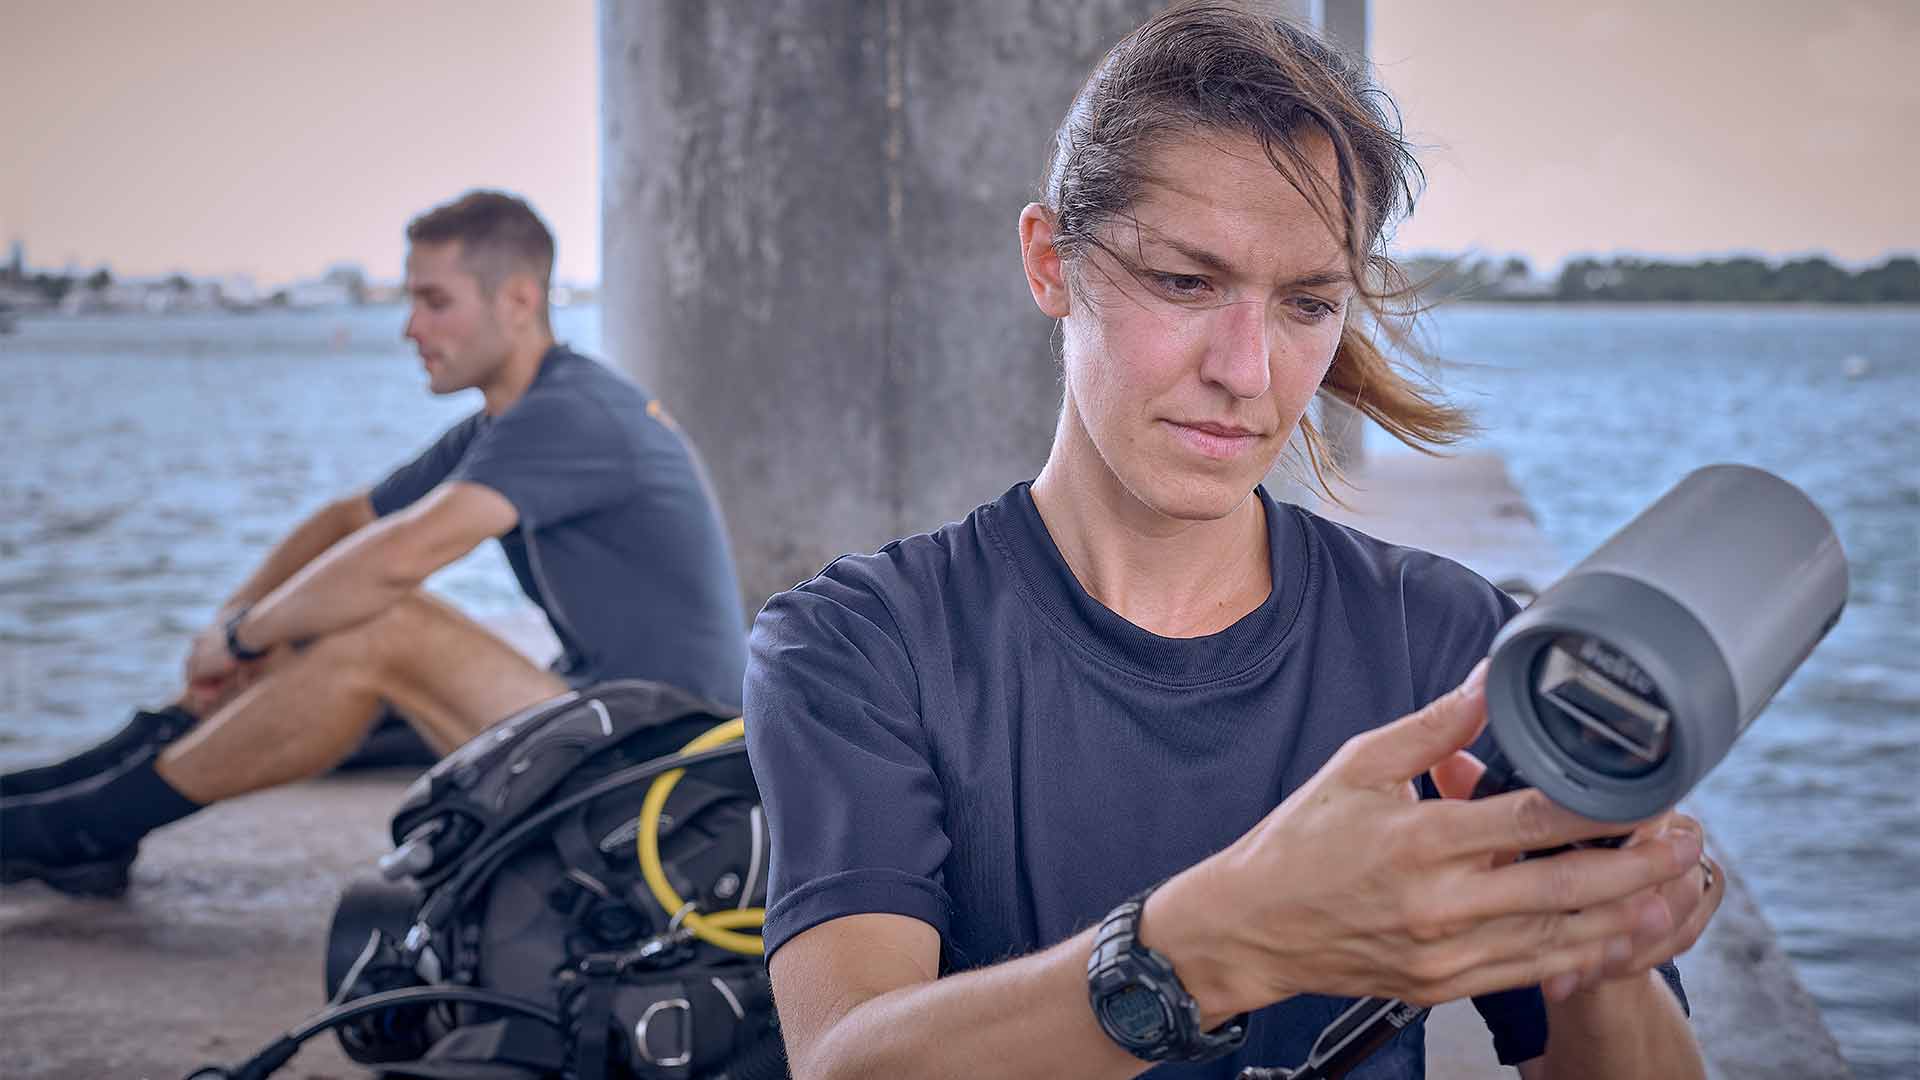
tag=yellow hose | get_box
[636,717,765,955]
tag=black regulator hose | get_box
[181,986,564,1080]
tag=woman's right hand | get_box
[1140,661,1703,1023]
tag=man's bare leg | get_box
[159,593,567,804]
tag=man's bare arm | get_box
[222,482,516,651]
[214,492,377,621]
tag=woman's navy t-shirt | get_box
[746,482,1564,1075]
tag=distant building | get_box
[322,263,369,304]
[217,275,260,309]
[285,279,355,308]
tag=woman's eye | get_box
[1152,273,1211,297]
[1295,297,1338,320]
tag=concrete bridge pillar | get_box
[1282,0,1372,474]
[600,0,1358,611]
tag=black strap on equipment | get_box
[572,953,623,1080]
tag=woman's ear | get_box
[1018,203,1071,319]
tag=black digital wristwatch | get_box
[224,606,271,662]
[1087,884,1248,1063]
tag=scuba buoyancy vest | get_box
[293,680,787,1080]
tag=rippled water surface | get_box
[0,305,601,751]
[1,303,1913,1076]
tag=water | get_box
[0,305,599,751]
[1,304,1914,1075]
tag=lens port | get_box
[1531,635,1671,777]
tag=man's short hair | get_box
[407,190,556,297]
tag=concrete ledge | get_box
[1684,835,1850,1079]
[0,772,412,1079]
[0,607,556,1080]
[1299,450,1568,594]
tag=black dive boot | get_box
[0,705,199,798]
[1,754,201,898]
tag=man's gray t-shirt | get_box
[370,345,746,710]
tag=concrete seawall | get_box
[0,455,1847,1078]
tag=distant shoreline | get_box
[1433,298,1920,309]
[8,299,1919,323]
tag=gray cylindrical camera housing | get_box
[1485,465,1847,821]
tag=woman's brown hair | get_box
[1041,1,1469,496]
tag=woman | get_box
[744,5,1719,1077]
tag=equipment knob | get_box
[378,837,435,881]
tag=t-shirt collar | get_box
[986,481,1310,686]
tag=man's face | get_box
[1059,129,1354,523]
[402,241,510,396]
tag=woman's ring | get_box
[1699,855,1716,894]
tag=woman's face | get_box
[1026,129,1355,525]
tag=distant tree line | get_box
[1401,253,1920,304]
[1554,255,1920,303]
[0,267,112,304]
[10,253,1916,309]
[0,263,358,310]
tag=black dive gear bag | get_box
[320,680,786,1080]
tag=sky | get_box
[1370,0,1919,271]
[4,0,1915,287]
[2,0,599,286]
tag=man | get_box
[2,190,747,898]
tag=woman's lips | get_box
[1164,419,1262,459]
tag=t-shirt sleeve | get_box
[450,392,638,528]
[1399,556,1690,1063]
[744,566,954,961]
[1406,551,1522,713]
[368,415,484,517]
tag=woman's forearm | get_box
[798,926,1147,1080]
[1536,969,1703,1080]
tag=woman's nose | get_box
[1201,299,1273,399]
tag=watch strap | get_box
[224,606,271,662]
[1087,883,1249,1063]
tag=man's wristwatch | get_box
[223,606,271,662]
[1087,884,1249,1063]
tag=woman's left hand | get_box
[1431,753,1722,1001]
[1542,812,1722,1001]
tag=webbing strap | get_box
[573,957,620,1080]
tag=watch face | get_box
[1102,984,1172,1045]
